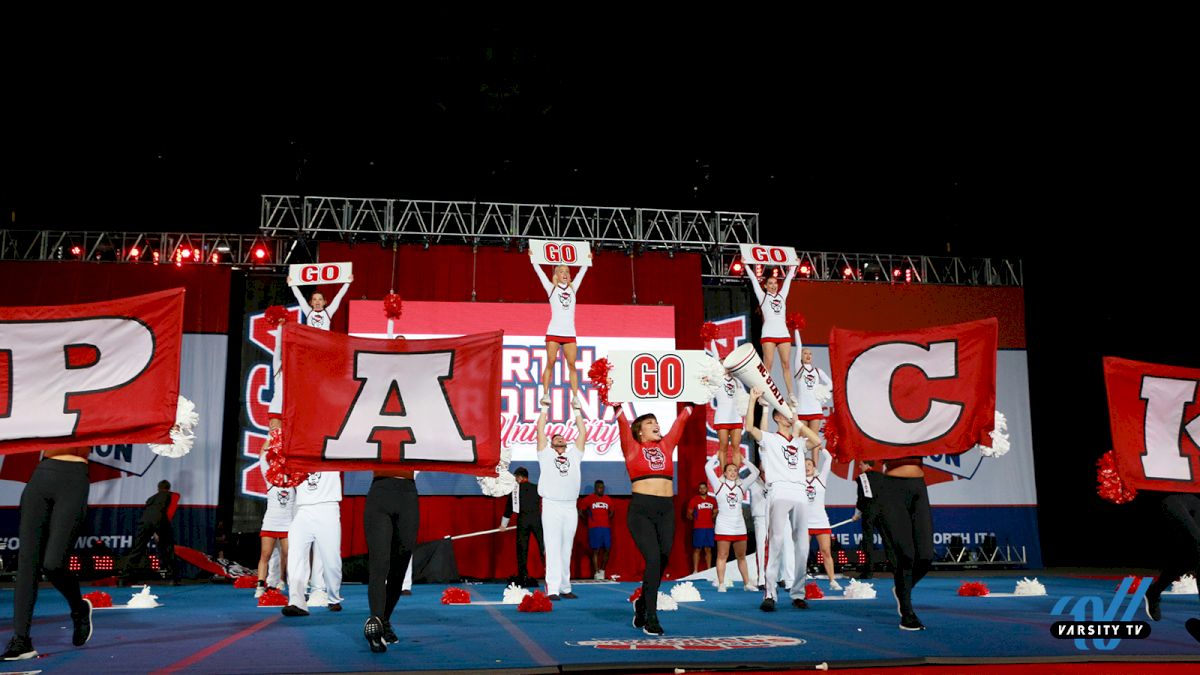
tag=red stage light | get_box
[254,246,267,261]
[69,556,81,572]
[181,248,192,259]
[893,268,902,277]
[70,245,82,257]
[129,246,141,259]
[729,258,744,274]
[799,263,811,276]
[842,267,853,278]
[211,252,220,264]
[152,250,161,264]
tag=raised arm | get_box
[739,457,761,488]
[570,258,588,292]
[779,264,797,299]
[530,250,553,294]
[797,421,823,450]
[573,410,588,453]
[817,447,833,484]
[705,453,722,491]
[536,408,549,453]
[614,403,639,461]
[818,367,833,389]
[289,283,313,315]
[744,264,765,303]
[793,328,804,378]
[661,405,694,450]
[324,277,353,317]
[744,386,764,442]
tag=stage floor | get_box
[2,572,1199,674]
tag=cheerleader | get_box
[288,274,353,331]
[256,453,298,598]
[612,397,694,636]
[362,468,419,653]
[705,454,760,591]
[873,456,933,631]
[792,328,832,435]
[711,371,746,465]
[530,249,592,409]
[1141,492,1200,628]
[745,264,797,404]
[805,448,841,590]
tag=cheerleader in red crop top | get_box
[613,402,693,637]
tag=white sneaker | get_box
[308,589,330,607]
[539,393,551,408]
[718,584,727,593]
[254,586,265,598]
[830,580,843,591]
[598,570,605,580]
[743,584,756,592]
[571,395,582,410]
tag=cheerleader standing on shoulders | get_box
[745,264,797,406]
[705,453,760,591]
[530,249,592,410]
[792,327,832,436]
[288,273,353,331]
[711,370,746,465]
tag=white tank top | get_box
[758,432,807,487]
[711,480,748,535]
[296,471,342,506]
[793,364,831,416]
[749,266,795,339]
[805,475,831,529]
[259,456,298,531]
[712,374,744,425]
[533,260,588,338]
[536,446,583,501]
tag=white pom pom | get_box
[477,443,517,496]
[502,583,532,604]
[1166,574,1198,595]
[977,409,1011,458]
[843,579,877,599]
[150,396,200,458]
[126,585,160,608]
[697,356,725,401]
[813,383,833,406]
[1014,577,1046,596]
[656,592,678,611]
[669,581,703,602]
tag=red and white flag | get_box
[0,288,184,454]
[281,324,503,474]
[829,318,997,462]
[1104,357,1200,493]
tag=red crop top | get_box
[617,406,693,482]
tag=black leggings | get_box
[628,493,674,619]
[873,474,934,617]
[364,477,419,622]
[13,459,90,639]
[1146,493,1200,602]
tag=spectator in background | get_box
[579,480,613,580]
[120,480,179,582]
[501,467,544,586]
[686,480,717,574]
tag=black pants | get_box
[874,474,934,617]
[1146,493,1200,602]
[125,519,175,576]
[858,502,881,571]
[13,459,90,639]
[628,494,674,620]
[364,477,419,621]
[515,518,544,579]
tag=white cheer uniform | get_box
[792,329,833,417]
[260,455,299,533]
[287,471,343,610]
[750,478,794,588]
[291,282,349,332]
[705,454,759,536]
[759,430,811,601]
[532,257,587,339]
[538,443,584,596]
[747,265,796,339]
[712,374,745,426]
[806,449,833,530]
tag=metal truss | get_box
[0,230,296,267]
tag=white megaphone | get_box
[722,343,795,420]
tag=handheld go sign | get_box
[529,239,592,267]
[288,262,353,286]
[738,244,798,267]
[606,350,715,404]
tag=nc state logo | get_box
[803,370,816,389]
[643,446,667,472]
[555,454,571,476]
[310,312,326,328]
[276,488,291,506]
[784,445,799,469]
[806,482,816,502]
[726,491,740,508]
[558,290,572,309]
[769,296,782,314]
[306,473,321,491]
[724,377,736,397]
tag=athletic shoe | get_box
[632,595,646,628]
[792,598,809,609]
[540,393,551,408]
[72,598,93,646]
[1145,592,1162,622]
[561,592,578,599]
[254,586,265,599]
[900,614,926,631]
[547,594,561,601]
[717,584,727,593]
[598,569,605,580]
[759,597,777,612]
[307,589,330,607]
[789,395,799,409]
[643,619,665,636]
[364,616,387,653]
[571,395,582,410]
[2,636,36,661]
[829,580,843,591]
[757,584,766,591]
[328,602,343,612]
[777,580,787,588]
[743,584,757,592]
[382,621,399,644]
[281,605,310,617]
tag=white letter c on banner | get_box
[845,341,964,445]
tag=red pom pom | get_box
[823,416,844,458]
[83,591,113,608]
[518,590,553,612]
[383,293,404,320]
[786,313,807,334]
[958,581,990,596]
[804,582,824,599]
[1097,450,1137,505]
[258,588,288,606]
[233,575,259,589]
[700,322,719,343]
[628,586,643,603]
[264,305,290,327]
[264,428,307,488]
[441,587,472,604]
[588,358,617,408]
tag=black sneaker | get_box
[561,592,578,599]
[72,598,94,646]
[281,605,310,617]
[1186,617,1200,644]
[759,597,777,612]
[632,595,646,628]
[2,635,36,661]
[791,598,809,609]
[547,594,561,601]
[364,617,387,653]
[1145,592,1161,621]
[859,570,874,580]
[382,621,399,644]
[900,614,926,631]
[328,603,343,612]
[643,618,665,636]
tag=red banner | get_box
[281,324,503,474]
[1104,357,1200,493]
[830,318,997,462]
[0,288,183,454]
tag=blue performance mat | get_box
[2,574,1199,673]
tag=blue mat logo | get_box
[1050,577,1153,650]
[569,635,804,651]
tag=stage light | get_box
[770,267,780,279]
[69,556,81,572]
[729,257,744,275]
[754,264,765,278]
[798,263,811,277]
[893,268,902,278]
[211,252,220,264]
[94,555,114,571]
[253,246,268,261]
[129,246,141,259]
[152,250,161,265]
[181,247,192,259]
[70,245,82,257]
[842,266,854,278]
[149,555,160,571]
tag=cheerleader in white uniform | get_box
[745,264,797,404]
[705,454,760,591]
[805,447,841,590]
[792,327,833,435]
[711,373,746,465]
[256,454,298,597]
[749,472,795,591]
[530,249,591,409]
[288,274,353,331]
